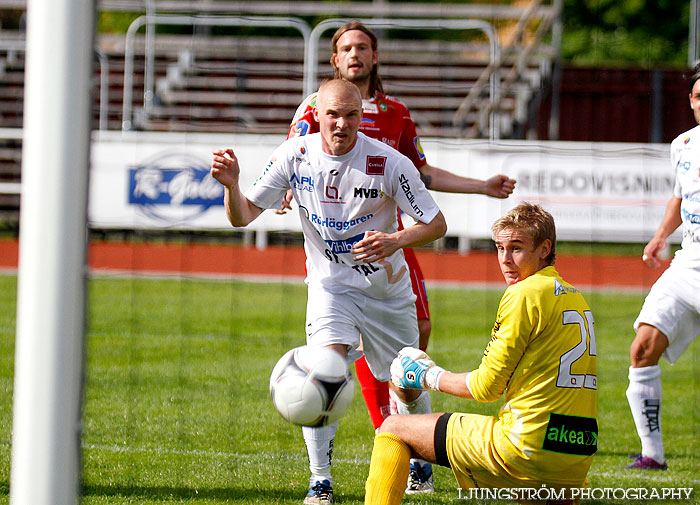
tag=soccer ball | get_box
[269,345,355,427]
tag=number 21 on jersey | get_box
[557,310,597,390]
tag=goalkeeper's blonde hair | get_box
[492,202,556,265]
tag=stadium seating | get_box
[0,0,559,226]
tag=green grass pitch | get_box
[0,274,697,504]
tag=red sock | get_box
[354,355,390,429]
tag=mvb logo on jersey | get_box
[128,152,223,222]
[353,187,383,199]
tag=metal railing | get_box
[1,4,559,139]
[0,40,111,131]
[121,14,312,131]
[306,17,499,137]
[452,0,563,138]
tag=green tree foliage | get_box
[97,11,141,33]
[563,0,691,67]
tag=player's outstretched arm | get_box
[642,196,682,268]
[435,371,474,399]
[418,163,515,198]
[390,347,474,399]
[211,148,263,227]
[351,211,446,263]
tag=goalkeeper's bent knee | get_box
[365,432,411,505]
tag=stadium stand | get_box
[0,0,561,227]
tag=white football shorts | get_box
[305,286,418,382]
[634,264,700,364]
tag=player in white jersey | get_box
[211,79,447,503]
[624,62,700,471]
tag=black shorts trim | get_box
[434,412,452,468]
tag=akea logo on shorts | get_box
[542,413,598,456]
[128,152,223,222]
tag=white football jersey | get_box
[670,125,700,269]
[244,132,441,299]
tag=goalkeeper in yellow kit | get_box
[365,203,597,505]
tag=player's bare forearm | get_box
[418,164,515,198]
[223,187,263,227]
[642,196,682,267]
[436,371,474,399]
[653,196,683,242]
[351,211,446,263]
[211,148,262,227]
[398,211,447,249]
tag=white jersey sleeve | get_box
[243,141,294,210]
[385,155,439,225]
[669,125,700,269]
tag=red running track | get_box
[0,239,668,292]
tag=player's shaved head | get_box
[315,79,363,155]
[317,79,362,111]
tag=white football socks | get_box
[392,389,432,416]
[626,365,665,463]
[391,389,433,472]
[302,421,337,486]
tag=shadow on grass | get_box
[594,449,687,460]
[81,483,365,503]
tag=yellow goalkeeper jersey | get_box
[468,266,598,485]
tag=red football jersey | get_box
[288,92,428,170]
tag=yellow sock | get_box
[365,432,411,505]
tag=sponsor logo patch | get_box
[128,152,223,222]
[290,174,315,192]
[414,136,426,161]
[398,173,424,218]
[353,187,383,199]
[310,212,374,231]
[366,155,387,175]
[542,412,598,456]
[679,160,692,172]
[362,101,378,114]
[322,185,343,203]
[324,232,365,254]
[554,279,579,296]
[293,121,310,137]
[682,208,700,224]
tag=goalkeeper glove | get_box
[390,347,445,391]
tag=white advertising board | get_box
[89,131,678,243]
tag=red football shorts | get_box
[404,247,429,321]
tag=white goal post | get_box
[10,1,94,505]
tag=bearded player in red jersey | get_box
[283,21,516,503]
